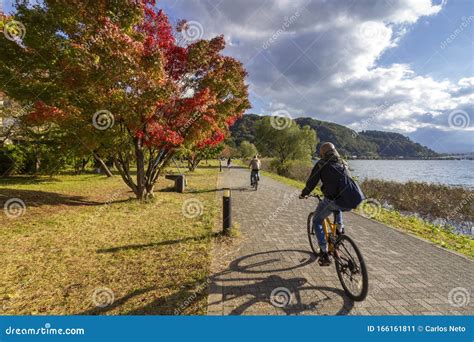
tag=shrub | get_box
[0,144,28,176]
[0,142,69,176]
[259,157,312,183]
[287,159,313,183]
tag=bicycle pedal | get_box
[318,260,332,267]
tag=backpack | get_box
[334,164,365,209]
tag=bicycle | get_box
[250,171,259,190]
[305,194,368,301]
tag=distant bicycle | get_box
[249,156,261,191]
[305,194,368,301]
[250,171,259,190]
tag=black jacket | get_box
[301,158,347,199]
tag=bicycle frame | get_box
[322,217,337,252]
[306,194,369,301]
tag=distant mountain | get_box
[357,130,439,158]
[229,114,438,158]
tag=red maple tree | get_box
[0,0,250,199]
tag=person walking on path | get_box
[227,157,232,169]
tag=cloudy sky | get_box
[160,0,473,153]
[2,0,472,153]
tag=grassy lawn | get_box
[261,168,473,258]
[0,165,221,315]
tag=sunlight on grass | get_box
[356,204,474,258]
[0,165,221,315]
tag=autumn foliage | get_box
[0,0,250,199]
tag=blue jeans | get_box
[250,170,260,184]
[312,198,345,253]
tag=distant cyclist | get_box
[300,142,363,266]
[249,154,261,187]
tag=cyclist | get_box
[248,154,261,187]
[299,142,350,266]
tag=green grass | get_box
[260,167,473,258]
[261,170,306,190]
[355,204,474,258]
[0,165,222,315]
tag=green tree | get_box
[183,144,224,171]
[255,117,316,175]
[238,140,258,159]
[300,125,318,158]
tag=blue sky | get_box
[379,0,473,81]
[1,0,17,13]
[3,0,473,153]
[163,0,474,153]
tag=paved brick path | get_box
[207,167,474,315]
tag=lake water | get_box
[347,159,474,189]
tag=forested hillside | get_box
[229,114,438,158]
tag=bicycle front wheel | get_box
[307,213,320,256]
[334,235,368,301]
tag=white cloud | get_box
[164,0,473,151]
[386,0,444,23]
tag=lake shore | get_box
[252,164,473,257]
[346,157,474,160]
[254,158,473,238]
[360,179,473,236]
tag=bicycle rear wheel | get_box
[334,235,368,301]
[307,213,320,256]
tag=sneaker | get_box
[336,227,345,236]
[318,252,332,266]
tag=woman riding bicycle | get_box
[299,142,352,266]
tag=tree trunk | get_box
[145,183,155,199]
[73,158,80,174]
[187,157,200,172]
[114,156,138,195]
[134,137,146,200]
[93,152,113,177]
[114,140,173,201]
[35,157,41,173]
[81,157,89,173]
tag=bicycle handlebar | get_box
[301,194,322,201]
